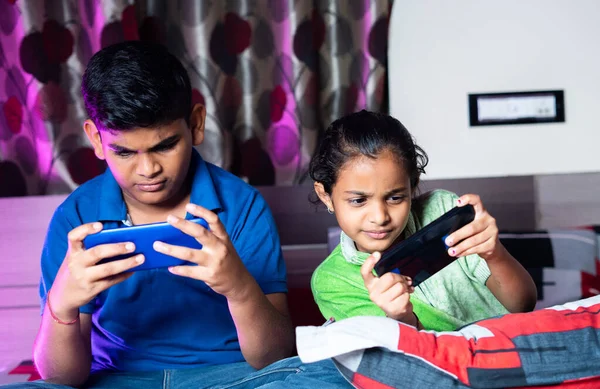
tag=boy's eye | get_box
[115,150,134,157]
[154,141,178,152]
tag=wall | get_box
[388,0,600,180]
[534,173,600,228]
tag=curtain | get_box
[0,0,390,196]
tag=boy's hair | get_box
[309,110,429,195]
[81,41,192,132]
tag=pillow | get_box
[526,267,600,309]
[296,295,600,388]
[499,229,597,275]
[500,229,600,308]
[580,225,600,275]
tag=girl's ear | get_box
[314,182,334,212]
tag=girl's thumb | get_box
[361,251,381,281]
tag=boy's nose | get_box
[137,154,162,177]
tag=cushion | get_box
[500,229,600,308]
[580,225,600,275]
[525,267,600,309]
[296,295,600,388]
[499,229,597,275]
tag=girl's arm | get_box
[445,194,537,313]
[483,244,538,312]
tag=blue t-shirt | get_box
[39,150,287,372]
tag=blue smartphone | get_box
[83,218,209,271]
[374,205,475,285]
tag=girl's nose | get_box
[370,202,390,225]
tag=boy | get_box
[6,42,348,388]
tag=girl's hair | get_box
[309,110,429,195]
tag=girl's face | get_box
[318,149,412,254]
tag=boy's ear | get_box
[83,119,106,160]
[190,103,206,146]
[314,182,334,212]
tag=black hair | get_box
[81,41,192,131]
[309,110,429,195]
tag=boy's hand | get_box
[51,223,145,321]
[156,203,254,302]
[444,194,502,262]
[361,252,416,324]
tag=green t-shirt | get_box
[311,189,508,332]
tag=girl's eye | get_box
[388,195,406,203]
[348,198,366,206]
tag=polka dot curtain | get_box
[0,0,391,195]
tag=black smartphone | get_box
[374,205,475,285]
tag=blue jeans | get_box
[1,357,351,388]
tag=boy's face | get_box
[84,105,206,209]
[316,149,412,254]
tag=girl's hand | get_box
[444,194,502,262]
[446,195,538,312]
[360,252,417,325]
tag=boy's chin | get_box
[129,188,174,206]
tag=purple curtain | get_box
[0,0,390,195]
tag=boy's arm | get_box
[225,193,295,366]
[160,199,295,369]
[33,311,92,387]
[228,288,295,368]
[36,212,146,386]
[35,210,93,387]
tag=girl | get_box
[309,110,537,331]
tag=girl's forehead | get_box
[339,149,402,173]
[335,151,409,189]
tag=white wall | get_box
[389,0,600,180]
